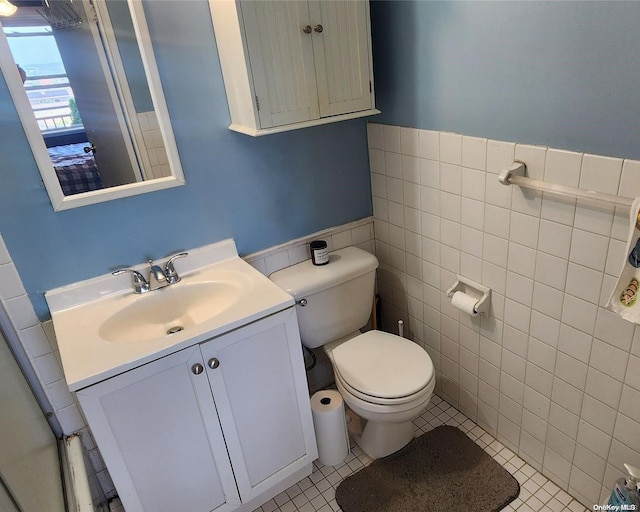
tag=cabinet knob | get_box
[302,25,312,34]
[208,358,220,370]
[191,363,204,375]
[313,24,323,33]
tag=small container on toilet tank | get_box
[310,240,329,265]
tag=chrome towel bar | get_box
[498,161,634,209]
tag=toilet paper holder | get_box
[446,275,491,316]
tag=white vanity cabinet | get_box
[76,344,239,512]
[200,309,316,504]
[76,308,317,512]
[210,0,380,136]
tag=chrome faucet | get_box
[147,259,168,290]
[113,252,189,294]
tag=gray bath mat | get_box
[335,425,520,512]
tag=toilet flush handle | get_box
[296,298,308,307]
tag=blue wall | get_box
[0,0,372,319]
[371,1,640,160]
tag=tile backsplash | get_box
[368,122,640,508]
[244,217,374,277]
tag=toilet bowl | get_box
[325,330,434,458]
[269,246,436,458]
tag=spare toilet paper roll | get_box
[310,390,349,466]
[451,291,479,317]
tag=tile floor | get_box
[253,395,591,512]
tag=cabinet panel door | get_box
[77,347,239,512]
[201,309,316,502]
[309,0,372,117]
[240,0,319,127]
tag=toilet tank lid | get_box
[269,246,378,299]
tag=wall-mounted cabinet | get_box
[210,0,380,136]
[76,309,317,512]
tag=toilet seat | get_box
[329,330,434,405]
[334,366,435,407]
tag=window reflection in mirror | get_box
[2,0,170,194]
[6,21,107,195]
[0,0,184,209]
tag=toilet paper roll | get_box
[310,390,349,466]
[451,291,479,317]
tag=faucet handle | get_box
[112,268,150,294]
[165,252,188,284]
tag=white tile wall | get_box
[243,218,374,275]
[368,122,640,508]
[136,111,171,180]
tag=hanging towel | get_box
[607,197,640,323]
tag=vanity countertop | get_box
[45,239,294,391]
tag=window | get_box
[4,25,84,134]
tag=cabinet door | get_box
[309,0,373,117]
[201,308,317,502]
[76,346,240,512]
[241,1,319,128]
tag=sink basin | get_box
[99,281,243,343]
[45,239,296,391]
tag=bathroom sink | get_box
[45,239,295,391]
[98,281,244,343]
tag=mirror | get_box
[0,0,185,211]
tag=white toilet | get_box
[270,246,435,459]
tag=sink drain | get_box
[167,326,184,335]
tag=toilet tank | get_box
[270,246,379,348]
